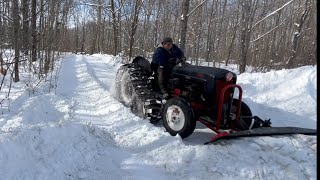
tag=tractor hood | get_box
[172,63,237,81]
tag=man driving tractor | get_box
[151,37,185,99]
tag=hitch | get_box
[253,116,271,127]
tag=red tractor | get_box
[115,56,316,144]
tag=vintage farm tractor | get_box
[115,56,316,144]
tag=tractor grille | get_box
[215,80,235,104]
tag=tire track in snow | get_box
[62,54,175,179]
[80,55,110,91]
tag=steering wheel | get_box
[168,57,186,65]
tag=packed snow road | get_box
[0,53,316,180]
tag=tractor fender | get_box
[131,56,151,72]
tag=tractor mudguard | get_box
[205,127,317,144]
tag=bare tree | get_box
[110,0,118,56]
[179,0,190,52]
[128,0,142,59]
[1,0,314,79]
[287,0,310,68]
[226,3,240,66]
[239,0,258,73]
[31,0,37,62]
[21,0,30,55]
[12,0,20,82]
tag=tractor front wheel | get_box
[231,99,253,130]
[163,97,196,139]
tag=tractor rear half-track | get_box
[115,63,163,123]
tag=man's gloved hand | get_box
[179,57,186,63]
[169,57,184,65]
[174,57,186,65]
[168,58,177,63]
[163,92,169,99]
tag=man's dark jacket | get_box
[151,44,184,71]
[151,44,184,95]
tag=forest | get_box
[0,0,317,83]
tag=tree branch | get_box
[0,13,13,22]
[251,0,293,30]
[186,0,208,17]
[250,17,289,44]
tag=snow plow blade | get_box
[205,127,317,144]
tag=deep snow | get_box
[0,53,316,180]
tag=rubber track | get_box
[125,64,163,118]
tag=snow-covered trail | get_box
[0,53,316,180]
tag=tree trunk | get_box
[239,0,257,73]
[31,0,37,62]
[110,0,118,56]
[22,0,30,55]
[179,0,190,53]
[205,1,216,66]
[96,1,102,53]
[216,0,227,61]
[287,0,310,68]
[128,0,142,59]
[226,4,240,66]
[12,0,20,82]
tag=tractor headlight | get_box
[225,72,233,81]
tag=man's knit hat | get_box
[162,37,173,44]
